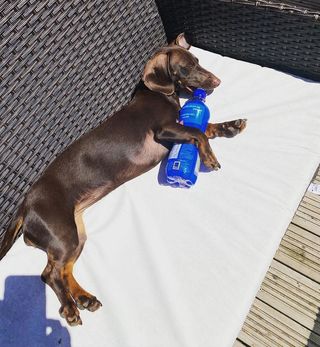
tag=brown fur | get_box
[0,34,246,325]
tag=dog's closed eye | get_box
[179,66,189,76]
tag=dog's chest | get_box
[132,131,168,166]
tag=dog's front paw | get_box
[202,153,221,171]
[204,159,221,171]
[76,295,102,312]
[222,118,247,138]
[59,303,82,326]
[234,118,247,132]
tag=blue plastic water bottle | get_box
[166,88,210,188]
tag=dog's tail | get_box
[0,206,24,261]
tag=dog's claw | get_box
[88,299,102,312]
[211,162,221,171]
[59,304,82,326]
[236,118,247,130]
[76,295,102,312]
[67,316,83,326]
[203,158,221,171]
[224,118,247,137]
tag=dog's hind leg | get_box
[65,210,102,312]
[23,204,100,326]
[42,257,83,326]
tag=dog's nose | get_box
[207,75,221,89]
[212,77,221,88]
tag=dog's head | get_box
[142,33,221,96]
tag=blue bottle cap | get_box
[193,88,207,100]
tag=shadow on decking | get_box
[307,307,320,347]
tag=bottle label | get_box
[172,161,180,170]
[179,102,210,132]
[168,144,181,160]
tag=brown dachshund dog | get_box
[0,34,246,326]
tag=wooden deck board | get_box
[235,166,320,347]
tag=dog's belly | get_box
[132,130,169,166]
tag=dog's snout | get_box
[211,76,221,88]
[214,78,221,87]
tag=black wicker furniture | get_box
[1,1,320,346]
[1,0,319,242]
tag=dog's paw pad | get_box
[59,304,82,326]
[232,119,247,131]
[67,315,83,326]
[77,295,102,312]
[223,119,247,137]
[236,118,247,128]
[203,158,221,171]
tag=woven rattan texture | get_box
[156,0,320,81]
[286,0,320,11]
[0,0,166,238]
[222,0,320,13]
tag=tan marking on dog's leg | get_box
[62,209,102,312]
[15,217,23,234]
[74,209,87,244]
[42,257,83,326]
[62,262,96,305]
[196,133,221,171]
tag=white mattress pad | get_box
[0,47,320,347]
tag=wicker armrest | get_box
[0,0,166,236]
[156,0,320,81]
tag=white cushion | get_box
[1,46,319,347]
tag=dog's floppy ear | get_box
[173,33,191,50]
[142,52,175,95]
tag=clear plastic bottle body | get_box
[166,89,210,188]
